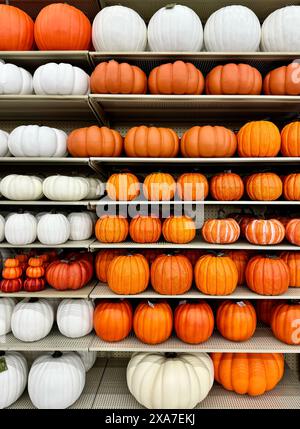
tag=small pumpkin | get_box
[283,174,300,200]
[95,250,124,283]
[246,173,282,201]
[226,250,251,285]
[0,5,34,51]
[26,259,45,279]
[129,216,162,243]
[281,122,300,157]
[162,216,196,244]
[46,259,93,291]
[177,173,209,201]
[24,278,45,292]
[237,121,281,157]
[93,300,133,342]
[285,219,300,246]
[280,252,300,287]
[210,172,244,201]
[143,172,176,201]
[2,259,22,280]
[256,300,286,326]
[107,172,140,201]
[202,218,240,244]
[271,303,300,345]
[0,279,23,293]
[95,216,129,243]
[245,219,285,245]
[263,63,300,95]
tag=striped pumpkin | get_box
[283,174,300,200]
[202,218,240,244]
[245,219,285,245]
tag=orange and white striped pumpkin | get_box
[202,218,240,244]
[245,219,285,245]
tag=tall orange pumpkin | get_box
[256,299,286,326]
[67,126,123,157]
[129,216,162,243]
[202,218,240,244]
[263,63,300,95]
[148,61,204,95]
[226,250,250,285]
[206,63,262,95]
[245,219,285,245]
[281,122,300,157]
[286,219,300,246]
[271,303,300,345]
[0,5,34,51]
[237,121,281,157]
[210,172,244,201]
[93,300,133,342]
[90,60,147,94]
[106,173,140,201]
[162,216,196,244]
[246,173,282,201]
[95,215,129,243]
[283,174,300,200]
[95,250,124,283]
[280,252,300,287]
[177,173,209,201]
[143,172,176,201]
[34,3,92,50]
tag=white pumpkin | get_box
[33,63,90,95]
[43,175,89,201]
[85,177,104,200]
[28,351,86,409]
[0,63,33,95]
[204,6,261,52]
[76,351,97,372]
[37,213,70,245]
[11,298,54,342]
[5,213,37,245]
[148,4,203,52]
[0,130,10,157]
[67,212,93,241]
[0,214,5,242]
[0,298,17,336]
[57,299,94,338]
[127,352,214,409]
[0,174,43,201]
[262,6,300,52]
[0,351,28,409]
[8,125,67,157]
[92,6,147,51]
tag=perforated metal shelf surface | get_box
[0,282,97,299]
[0,239,95,249]
[0,200,91,206]
[0,157,90,164]
[91,157,300,165]
[91,199,300,206]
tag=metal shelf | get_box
[91,157,300,165]
[0,200,91,206]
[0,282,97,299]
[91,200,300,206]
[0,157,89,165]
[0,239,95,249]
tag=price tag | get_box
[237,301,246,307]
[0,357,8,373]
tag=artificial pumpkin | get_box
[210,172,244,201]
[2,259,22,279]
[34,3,92,50]
[280,252,300,287]
[237,121,281,157]
[206,63,262,95]
[0,351,28,409]
[226,250,250,285]
[246,173,282,201]
[24,278,45,292]
[133,301,173,344]
[281,122,300,156]
[283,174,300,200]
[107,173,140,201]
[245,255,290,296]
[174,300,214,344]
[0,5,34,51]
[0,298,16,336]
[68,212,94,241]
[93,300,132,342]
[245,219,285,245]
[202,218,240,244]
[0,130,9,157]
[177,173,209,201]
[162,216,196,244]
[46,259,93,291]
[95,215,129,243]
[37,213,70,245]
[212,353,284,396]
[91,60,147,94]
[271,303,300,345]
[124,126,179,158]
[148,61,204,95]
[264,63,300,95]
[95,250,124,283]
[1,174,43,201]
[26,257,44,278]
[129,216,162,243]
[57,299,94,339]
[0,63,33,95]
[181,249,205,267]
[43,175,89,201]
[256,300,286,326]
[143,172,176,201]
[141,249,162,265]
[0,279,22,293]
[216,300,257,342]
[5,213,37,246]
[107,254,149,295]
[195,254,238,295]
[286,219,300,246]
[150,254,193,295]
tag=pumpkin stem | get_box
[52,351,63,359]
[165,352,177,358]
[165,3,177,8]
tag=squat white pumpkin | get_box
[57,299,94,338]
[0,174,43,201]
[37,213,70,245]
[0,130,10,157]
[43,175,89,201]
[0,297,17,335]
[85,177,104,200]
[0,63,33,95]
[68,212,94,241]
[5,213,37,245]
[0,351,28,409]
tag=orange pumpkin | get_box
[0,5,34,51]
[107,173,140,201]
[283,174,300,200]
[143,172,176,201]
[226,250,250,285]
[202,218,240,244]
[181,250,206,267]
[245,255,290,296]
[67,126,123,157]
[2,259,22,279]
[90,60,147,94]
[280,252,300,287]
[0,278,23,293]
[129,216,162,243]
[286,219,300,246]
[95,215,129,243]
[133,301,173,344]
[141,249,162,265]
[281,122,300,157]
[210,172,244,201]
[195,254,238,295]
[246,173,282,201]
[263,63,300,95]
[271,303,300,345]
[34,3,91,50]
[206,63,262,95]
[95,250,124,283]
[162,216,196,244]
[217,300,257,342]
[107,254,149,295]
[26,263,45,279]
[177,173,209,201]
[245,219,285,245]
[150,254,193,295]
[46,259,93,291]
[237,121,281,157]
[174,300,214,344]
[212,353,284,396]
[148,61,204,95]
[256,299,286,326]
[93,300,132,342]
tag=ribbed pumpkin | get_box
[194,254,238,295]
[45,259,93,290]
[202,218,240,244]
[90,61,147,94]
[148,61,205,95]
[133,301,173,344]
[107,254,149,295]
[162,216,196,244]
[281,122,300,157]
[95,250,124,283]
[34,3,92,50]
[174,300,214,344]
[24,278,45,292]
[283,174,300,200]
[95,216,129,243]
[206,64,262,95]
[226,250,250,285]
[107,173,140,201]
[2,259,22,279]
[0,5,34,51]
[212,353,284,396]
[216,300,257,342]
[246,173,282,201]
[129,216,162,243]
[256,300,286,326]
[0,278,22,293]
[210,172,244,201]
[93,300,133,342]
[143,172,176,201]
[263,63,300,95]
[67,126,123,157]
[180,125,237,158]
[124,126,179,157]
[271,303,300,345]
[245,255,290,296]
[245,219,285,245]
[286,219,300,246]
[280,252,300,287]
[237,121,281,157]
[141,249,162,265]
[26,257,45,278]
[177,173,209,201]
[150,254,193,295]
